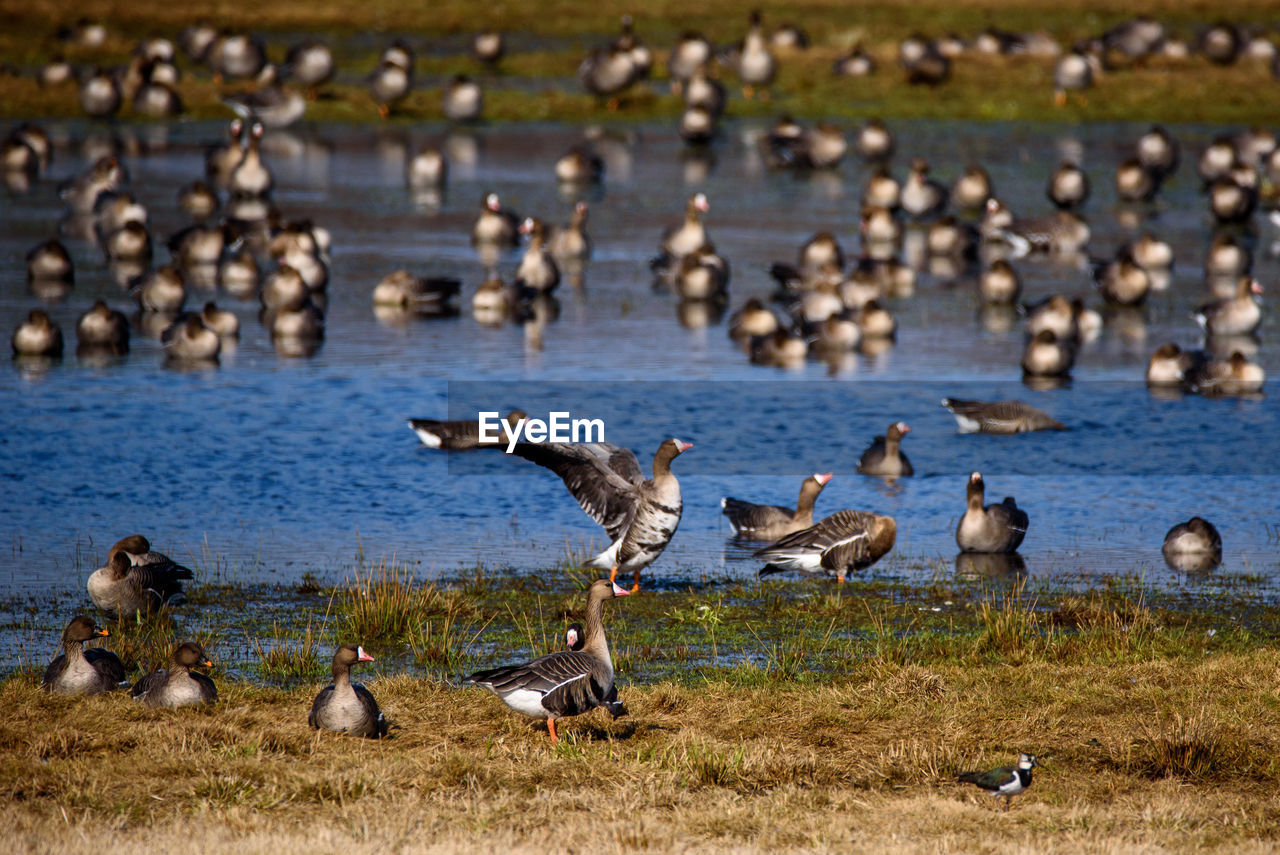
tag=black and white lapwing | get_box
[957,752,1041,810]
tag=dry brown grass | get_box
[5,647,1280,853]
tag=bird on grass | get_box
[131,642,217,708]
[467,578,629,743]
[957,752,1040,810]
[309,644,388,738]
[42,616,125,695]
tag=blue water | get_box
[1,119,1277,601]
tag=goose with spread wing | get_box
[755,509,896,583]
[506,438,692,590]
[467,578,629,742]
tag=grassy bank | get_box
[2,1,1280,124]
[4,567,1280,852]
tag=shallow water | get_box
[1,118,1277,606]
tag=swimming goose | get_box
[956,472,1028,553]
[1136,126,1179,179]
[471,193,520,247]
[490,440,692,590]
[11,310,63,357]
[407,409,527,449]
[1187,351,1265,396]
[550,202,592,262]
[979,259,1021,303]
[901,158,948,219]
[1047,162,1089,209]
[755,509,897,583]
[131,642,217,708]
[1194,277,1262,337]
[721,472,832,541]
[162,315,221,362]
[855,118,894,161]
[88,539,193,617]
[857,422,913,477]
[958,753,1040,810]
[1021,330,1075,377]
[657,193,710,261]
[473,31,504,67]
[309,644,388,737]
[941,398,1065,434]
[42,616,125,695]
[372,270,461,309]
[26,239,73,283]
[515,218,560,294]
[554,145,604,184]
[76,301,130,353]
[1162,517,1222,571]
[443,75,483,122]
[952,165,993,211]
[467,578,629,742]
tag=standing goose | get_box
[514,218,560,294]
[900,158,948,219]
[1193,277,1262,337]
[131,642,217,708]
[467,578,629,742]
[657,193,710,261]
[442,74,483,122]
[735,10,776,98]
[956,472,1028,553]
[87,535,194,617]
[407,409,527,449]
[755,509,897,583]
[940,399,1065,434]
[42,616,125,695]
[550,202,592,263]
[369,42,414,119]
[721,472,833,541]
[563,622,624,715]
[958,753,1040,810]
[309,644,388,737]
[857,422,913,477]
[507,439,693,591]
[471,193,520,247]
[1162,517,1222,571]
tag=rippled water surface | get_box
[2,119,1277,603]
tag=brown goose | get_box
[471,193,520,247]
[407,409,527,449]
[131,642,217,708]
[657,193,710,261]
[87,535,194,616]
[42,616,125,695]
[506,439,692,590]
[1094,250,1152,306]
[515,218,560,294]
[1047,161,1090,209]
[1161,517,1222,571]
[1187,351,1265,396]
[309,644,388,738]
[941,399,1065,434]
[755,510,896,583]
[1021,330,1075,377]
[1194,277,1262,337]
[11,309,63,357]
[956,472,1028,553]
[721,472,832,541]
[857,422,913,477]
[564,621,624,716]
[467,578,629,742]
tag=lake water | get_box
[1,118,1277,605]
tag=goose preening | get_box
[1162,517,1222,572]
[956,472,1028,553]
[42,616,125,695]
[755,509,897,583]
[940,398,1066,434]
[958,753,1040,810]
[503,439,692,591]
[372,270,461,310]
[407,409,527,449]
[721,472,832,541]
[87,535,194,617]
[309,644,388,738]
[131,642,217,708]
[466,578,629,742]
[857,422,913,477]
[1187,351,1265,397]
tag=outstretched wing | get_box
[509,442,642,541]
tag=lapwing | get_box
[957,752,1040,810]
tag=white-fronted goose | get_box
[1047,162,1089,209]
[370,42,414,119]
[309,644,387,738]
[283,40,335,97]
[952,165,993,211]
[407,409,527,449]
[103,221,152,263]
[901,158,948,219]
[1136,126,1179,178]
[1022,294,1077,340]
[443,75,483,122]
[1053,48,1093,105]
[565,622,584,650]
[26,239,72,283]
[1208,176,1257,224]
[207,31,267,81]
[131,642,216,708]
[505,439,692,590]
[979,260,1021,304]
[1021,330,1075,377]
[755,509,897,583]
[550,202,592,263]
[668,31,712,90]
[467,578,629,742]
[178,180,220,219]
[751,328,808,367]
[1197,136,1236,184]
[407,146,447,188]
[941,398,1065,434]
[832,45,874,77]
[683,65,726,116]
[554,145,604,184]
[42,616,125,695]
[679,105,717,145]
[11,310,63,357]
[1188,351,1265,396]
[735,10,776,98]
[471,193,520,247]
[768,122,847,170]
[1129,233,1173,272]
[76,301,129,353]
[162,315,221,362]
[857,422,913,477]
[857,300,897,339]
[675,247,730,300]
[88,537,193,617]
[205,119,245,185]
[223,71,305,128]
[78,68,121,119]
[956,472,1028,553]
[578,44,640,106]
[515,218,560,294]
[1194,277,1262,337]
[658,193,709,261]
[1205,234,1251,280]
[729,298,780,342]
[1094,250,1152,306]
[855,118,894,161]
[799,232,845,273]
[229,123,272,198]
[1162,517,1222,571]
[862,168,901,210]
[721,472,832,541]
[1146,343,1203,388]
[983,199,1091,256]
[372,270,461,309]
[201,302,240,338]
[473,31,504,67]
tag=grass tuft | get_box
[252,616,326,682]
[339,558,442,643]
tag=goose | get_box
[407,146,447,188]
[1136,126,1179,178]
[798,232,845,274]
[683,65,726,117]
[1022,294,1077,340]
[1162,517,1222,571]
[751,328,808,367]
[857,300,897,339]
[76,301,130,353]
[1053,48,1093,105]
[674,247,729,300]
[755,509,897,583]
[178,180,220,219]
[26,239,73,283]
[407,409,527,449]
[1047,162,1089,209]
[679,105,717,145]
[223,69,306,129]
[207,31,267,81]
[61,155,128,214]
[940,398,1065,434]
[41,616,125,695]
[88,540,193,617]
[1094,250,1152,306]
[1145,343,1204,388]
[1021,330,1075,377]
[952,165,993,211]
[1199,21,1241,65]
[283,40,335,98]
[228,123,272,197]
[550,202,592,262]
[473,31,504,67]
[554,145,604,184]
[1187,351,1265,396]
[862,167,901,210]
[133,82,183,118]
[904,43,950,85]
[442,75,483,122]
[767,122,847,170]
[857,422,913,477]
[162,315,221,362]
[500,439,692,590]
[205,119,245,185]
[735,10,776,98]
[466,578,629,742]
[201,302,240,338]
[471,193,520,247]
[812,315,862,353]
[958,753,1040,810]
[78,68,121,119]
[901,158,948,219]
[979,260,1021,303]
[372,270,461,309]
[1204,234,1251,280]
[1128,233,1173,272]
[956,472,1028,553]
[369,46,414,119]
[515,218,560,294]
[578,44,640,107]
[832,45,874,77]
[1208,176,1257,224]
[218,249,259,296]
[104,221,153,263]
[729,299,779,343]
[855,118,894,161]
[981,198,1090,255]
[721,472,832,541]
[131,642,217,708]
[657,193,709,261]
[11,310,63,357]
[668,31,712,91]
[134,266,187,314]
[1193,277,1262,336]
[168,222,227,267]
[860,205,900,247]
[471,277,517,319]
[1197,136,1236,184]
[309,644,388,737]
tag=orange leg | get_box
[1054,90,1066,108]
[631,567,642,593]
[547,717,558,743]
[608,566,619,583]
[378,104,389,120]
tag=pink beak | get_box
[357,646,374,663]
[815,472,833,485]
[675,440,694,452]
[1251,279,1263,295]
[612,581,631,597]
[694,194,709,212]
[897,422,911,434]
